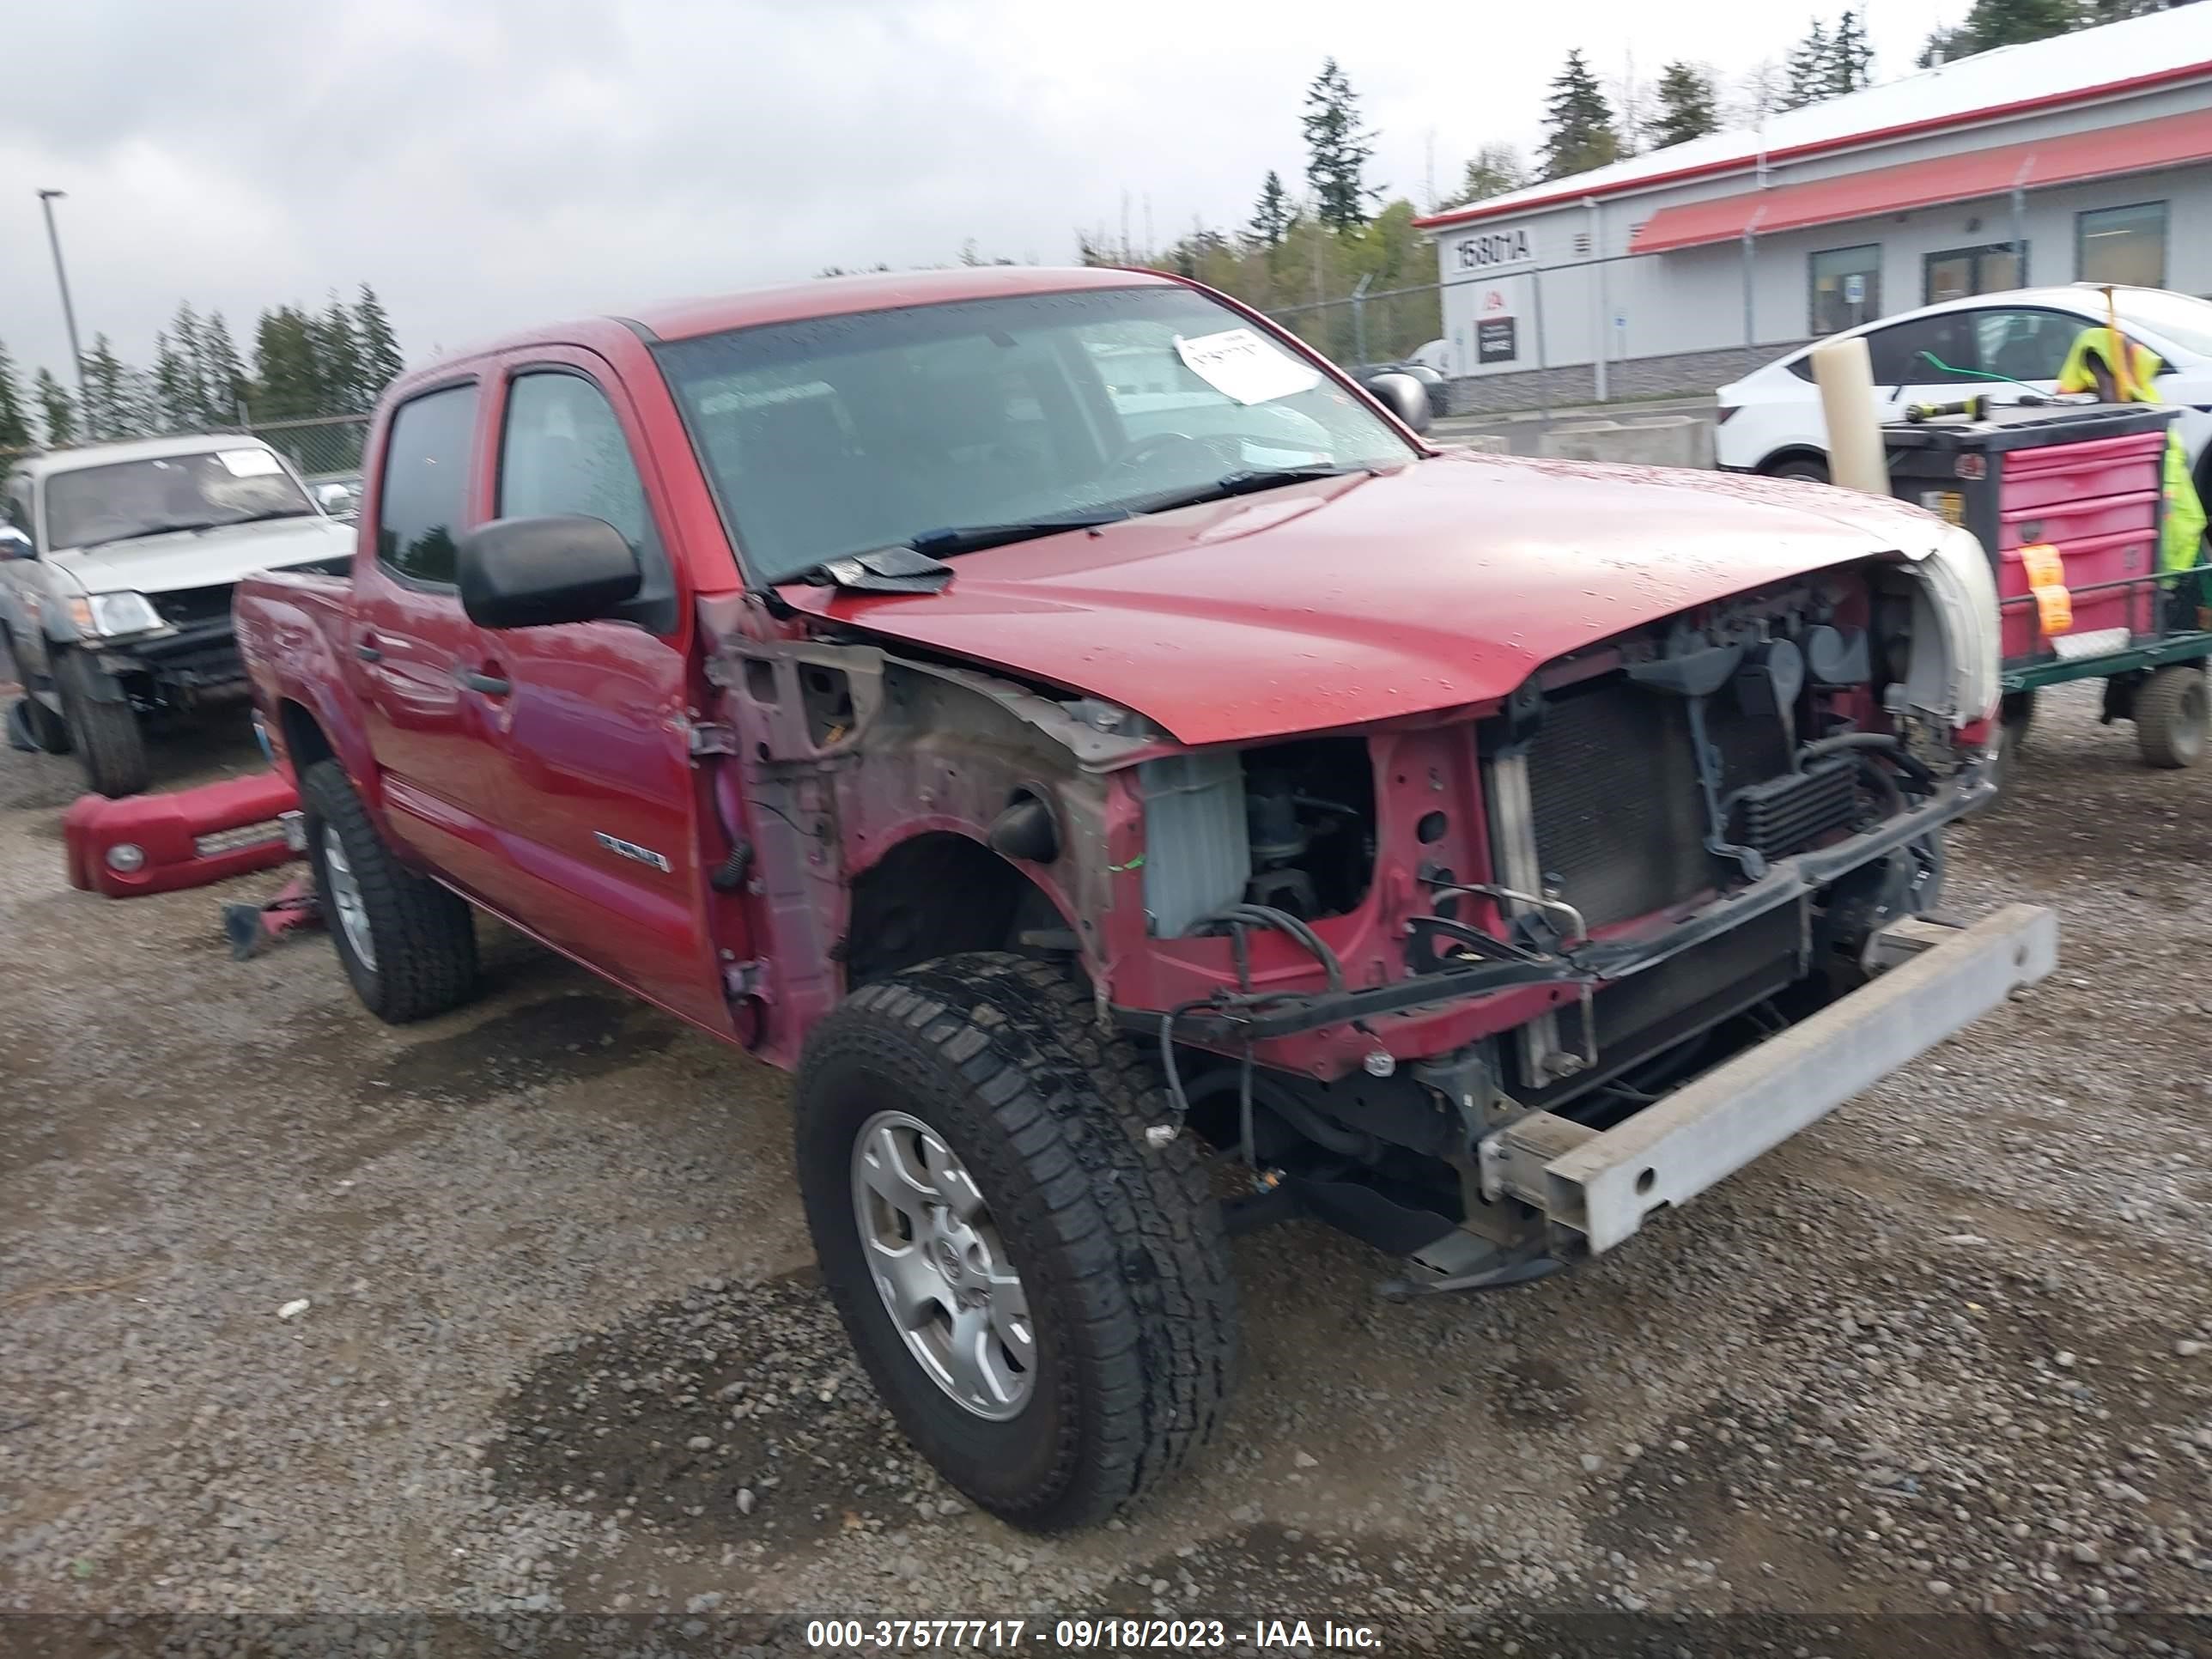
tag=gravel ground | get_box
[3,685,2209,1656]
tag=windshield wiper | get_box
[908,511,1129,556]
[1128,464,1371,516]
[76,520,222,551]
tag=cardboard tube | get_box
[1810,335,1889,495]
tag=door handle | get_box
[355,639,383,663]
[454,666,512,696]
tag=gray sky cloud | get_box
[3,0,1966,390]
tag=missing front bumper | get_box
[1481,902,2057,1254]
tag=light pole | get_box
[36,188,88,410]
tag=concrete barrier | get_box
[1536,415,1713,471]
[1443,434,1510,454]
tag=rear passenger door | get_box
[470,352,725,1027]
[349,380,511,895]
[1864,313,1979,419]
[1965,306,2080,401]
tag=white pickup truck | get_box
[1,434,356,796]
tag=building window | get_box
[1809,245,1882,336]
[2077,202,2166,288]
[1925,244,2025,305]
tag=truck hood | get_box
[785,450,1955,746]
[57,514,356,597]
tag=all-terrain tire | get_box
[299,758,479,1023]
[794,951,1237,1532]
[62,680,148,797]
[2135,665,2209,769]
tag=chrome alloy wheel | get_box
[850,1109,1035,1419]
[322,825,377,971]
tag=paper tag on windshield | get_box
[1174,328,1322,406]
[216,448,284,477]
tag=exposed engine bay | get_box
[1133,562,1990,1281]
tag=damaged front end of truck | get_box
[701,522,2055,1297]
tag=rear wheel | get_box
[21,696,69,755]
[61,679,148,798]
[0,628,69,755]
[794,952,1237,1531]
[1765,455,1831,484]
[300,758,479,1022]
[2136,665,2209,769]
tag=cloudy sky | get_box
[3,0,1966,388]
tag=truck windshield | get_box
[655,284,1419,584]
[45,449,314,553]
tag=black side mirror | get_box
[1361,370,1434,435]
[456,515,641,629]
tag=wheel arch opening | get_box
[279,699,335,772]
[841,830,1067,990]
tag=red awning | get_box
[1630,106,2212,254]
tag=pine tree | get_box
[153,331,197,433]
[82,335,137,441]
[1652,63,1721,148]
[1249,171,1294,247]
[253,306,326,420]
[167,302,210,426]
[0,342,33,451]
[1302,59,1378,234]
[1956,0,2085,52]
[35,369,77,448]
[1783,21,1833,109]
[1539,51,1622,181]
[1829,10,1874,94]
[355,285,404,402]
[198,312,247,425]
[316,296,365,412]
[1437,144,1528,210]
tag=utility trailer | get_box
[1885,401,2208,770]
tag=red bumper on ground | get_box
[64,771,302,898]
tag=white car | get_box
[1716,284,2212,491]
[1,434,356,797]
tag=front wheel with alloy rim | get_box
[2136,665,2209,769]
[795,952,1237,1531]
[300,758,481,1023]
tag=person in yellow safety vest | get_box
[2054,326,2208,580]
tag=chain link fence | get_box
[1264,278,1446,374]
[244,412,372,481]
[1264,242,1800,418]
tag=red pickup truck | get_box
[236,265,2055,1531]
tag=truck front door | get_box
[467,353,729,1030]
